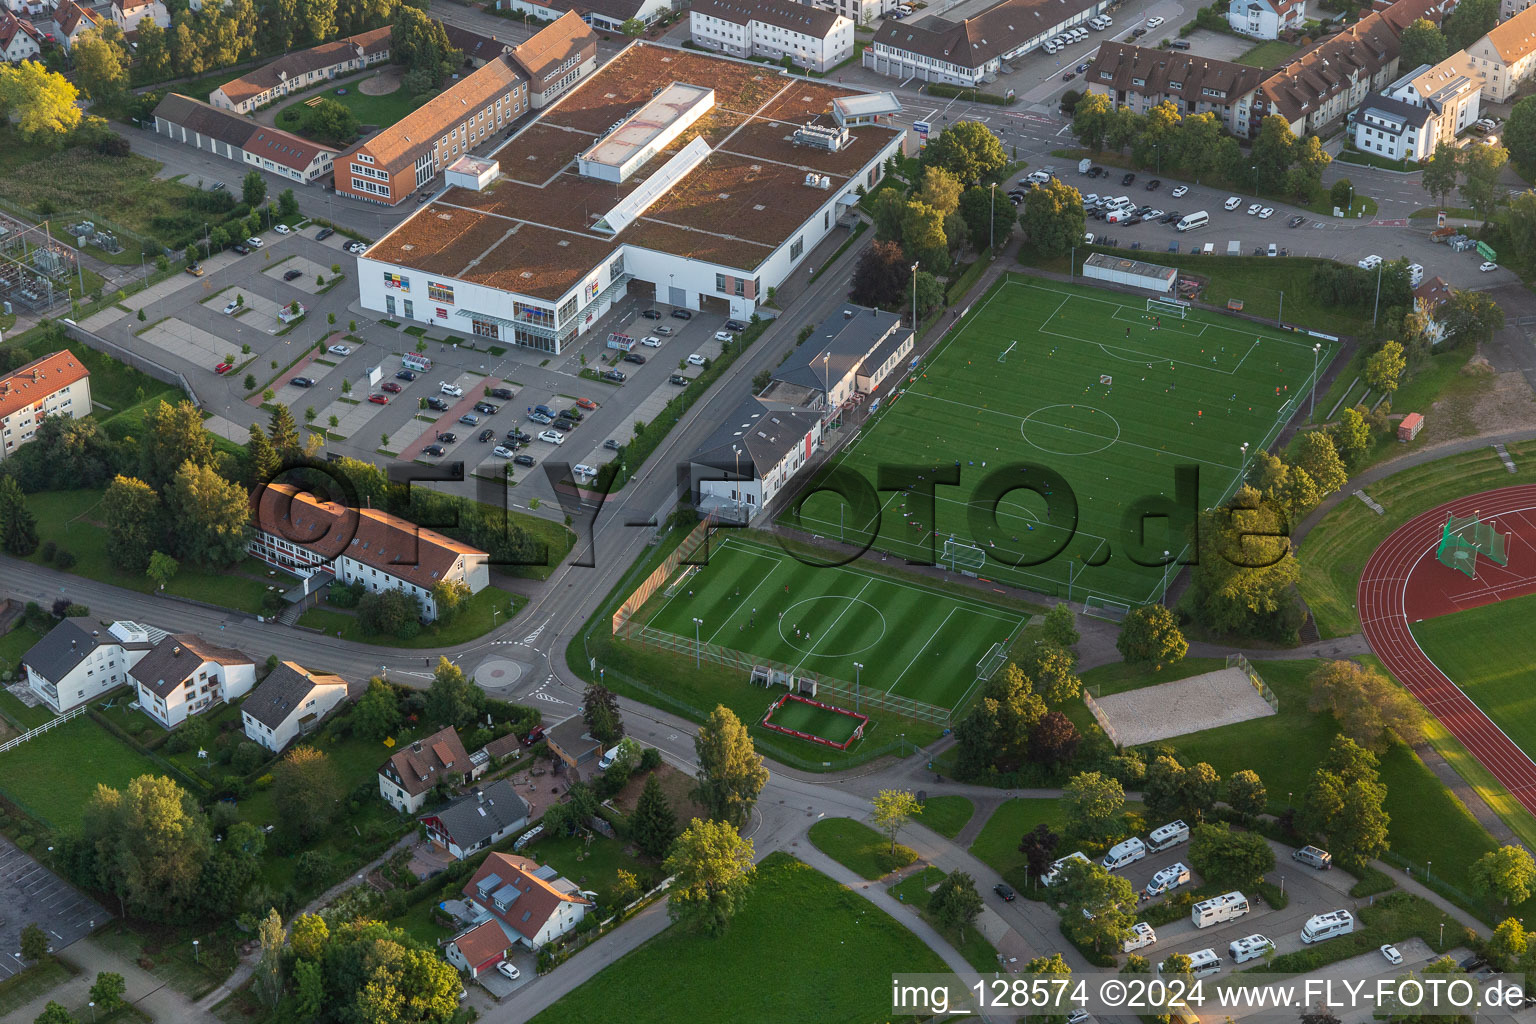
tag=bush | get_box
[16,834,35,850]
[41,540,56,562]
[640,747,662,772]
[55,550,77,570]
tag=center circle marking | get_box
[1020,403,1121,456]
[776,596,888,657]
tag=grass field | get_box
[764,695,864,744]
[807,817,915,880]
[0,716,164,829]
[275,76,435,138]
[917,795,974,839]
[888,865,1000,970]
[639,534,1027,712]
[527,853,945,1024]
[969,797,1073,894]
[1411,593,1536,756]
[782,275,1338,607]
[297,585,526,647]
[1233,39,1300,66]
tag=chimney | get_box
[413,740,423,752]
[173,644,182,656]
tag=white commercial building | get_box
[865,0,1105,85]
[689,0,855,73]
[1082,253,1177,294]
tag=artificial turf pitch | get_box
[639,534,1025,712]
[764,698,864,745]
[1411,592,1536,757]
[785,275,1340,606]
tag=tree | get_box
[33,1003,76,1024]
[1399,18,1448,69]
[1439,288,1505,349]
[850,238,909,309]
[957,185,1016,253]
[1132,100,1181,171]
[20,922,49,961]
[80,775,212,920]
[293,958,323,1019]
[1470,846,1536,906]
[256,908,284,1005]
[1420,142,1461,206]
[1225,769,1268,821]
[100,475,161,574]
[1329,177,1355,210]
[1115,605,1187,669]
[428,578,471,623]
[1505,95,1536,170]
[1054,859,1136,951]
[1019,822,1059,879]
[631,773,678,859]
[165,461,249,568]
[89,972,127,1013]
[0,62,81,143]
[900,201,950,275]
[146,551,180,591]
[297,98,359,146]
[1106,106,1142,153]
[298,0,337,45]
[1332,407,1371,466]
[618,15,645,34]
[1072,92,1113,153]
[693,706,768,828]
[1171,111,1222,181]
[244,423,280,491]
[953,664,1045,777]
[1188,822,1275,887]
[1041,603,1079,650]
[289,912,329,961]
[1293,432,1347,497]
[1147,755,1193,821]
[273,746,342,842]
[918,166,964,217]
[425,656,484,730]
[1364,339,1406,397]
[1029,710,1080,767]
[1020,179,1086,259]
[354,678,402,741]
[1250,115,1298,195]
[869,187,907,242]
[0,476,39,556]
[1459,142,1508,223]
[929,870,984,935]
[1061,771,1124,840]
[391,6,460,86]
[872,789,921,853]
[1309,659,1425,751]
[1445,0,1497,49]
[242,170,267,208]
[922,120,1007,183]
[141,399,215,489]
[1301,735,1390,866]
[664,817,756,935]
[72,26,130,103]
[582,682,624,743]
[906,268,944,320]
[1023,644,1081,706]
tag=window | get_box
[403,299,414,319]
[716,272,727,292]
[790,236,804,260]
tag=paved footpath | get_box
[11,936,219,1024]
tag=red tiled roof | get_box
[0,351,88,422]
[53,0,100,37]
[215,27,391,106]
[510,10,597,83]
[452,919,509,969]
[464,852,591,942]
[380,726,471,797]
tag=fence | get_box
[624,624,951,726]
[1081,685,1121,748]
[610,516,717,634]
[0,704,85,755]
[61,319,201,408]
[1225,652,1280,713]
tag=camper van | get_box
[1228,934,1274,964]
[1293,845,1332,870]
[1160,948,1222,978]
[1042,851,1092,886]
[1191,892,1250,929]
[1176,211,1209,232]
[403,352,433,372]
[1123,922,1157,953]
[598,745,623,770]
[1147,820,1189,851]
[1102,837,1147,871]
[1144,862,1191,897]
[1300,910,1355,944]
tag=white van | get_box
[1191,892,1249,928]
[1176,211,1209,232]
[1147,820,1189,851]
[1042,850,1092,886]
[1293,845,1332,870]
[1228,934,1274,964]
[1102,837,1147,871]
[1144,862,1191,896]
[1223,196,1243,211]
[1123,921,1157,953]
[1408,262,1424,286]
[1300,910,1355,944]
[1160,948,1222,978]
[598,744,623,770]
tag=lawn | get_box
[917,795,974,839]
[0,715,164,828]
[1233,39,1300,67]
[808,817,913,880]
[968,797,1071,893]
[523,832,663,907]
[783,275,1338,607]
[1411,593,1536,763]
[7,327,180,415]
[527,853,946,1024]
[1296,441,1536,638]
[638,534,1027,713]
[297,586,526,647]
[0,958,77,1018]
[0,625,42,687]
[888,865,1000,971]
[274,77,435,142]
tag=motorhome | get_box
[1191,892,1250,929]
[1102,837,1147,871]
[1144,862,1191,896]
[1300,910,1355,944]
[1123,922,1157,953]
[1160,948,1222,978]
[1147,820,1189,851]
[1293,846,1332,870]
[1228,934,1274,964]
[1042,851,1091,886]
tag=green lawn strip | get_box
[90,926,236,1001]
[765,697,862,744]
[274,81,435,143]
[917,795,975,839]
[968,797,1072,895]
[297,586,525,647]
[808,817,913,880]
[522,832,664,907]
[888,864,1000,970]
[527,853,946,1024]
[0,716,164,829]
[0,624,42,686]
[1233,39,1300,66]
[1296,441,1536,638]
[0,957,78,1017]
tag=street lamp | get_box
[1160,549,1172,605]
[1251,164,1257,199]
[732,445,743,519]
[692,617,704,668]
[988,182,997,257]
[1372,262,1384,326]
[854,661,863,712]
[1240,441,1249,479]
[89,1003,95,1022]
[1309,343,1321,419]
[192,938,200,963]
[910,260,919,328]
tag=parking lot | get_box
[0,835,109,979]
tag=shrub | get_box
[55,550,77,570]
[16,834,35,850]
[640,747,662,772]
[41,541,56,561]
[255,774,275,789]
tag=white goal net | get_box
[1146,298,1188,318]
[943,538,986,573]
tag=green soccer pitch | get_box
[784,275,1340,607]
[1410,592,1536,757]
[639,535,1027,712]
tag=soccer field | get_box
[1411,592,1536,758]
[785,275,1340,607]
[638,535,1026,712]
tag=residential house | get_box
[333,53,528,205]
[690,400,821,524]
[1351,92,1435,159]
[209,27,391,113]
[690,0,855,73]
[864,0,1106,85]
[1360,52,1482,157]
[542,715,602,769]
[507,11,597,108]
[835,0,894,28]
[129,634,255,729]
[246,482,490,621]
[1503,0,1534,21]
[240,661,352,752]
[496,0,672,33]
[51,0,102,54]
[378,726,482,813]
[420,779,531,859]
[444,919,511,980]
[0,10,41,62]
[109,0,168,32]
[1228,0,1306,39]
[152,94,338,183]
[1414,275,1453,343]
[1084,43,1265,138]
[1465,3,1536,101]
[0,351,91,462]
[23,619,165,714]
[459,852,593,949]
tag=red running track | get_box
[1357,484,1536,816]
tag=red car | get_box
[522,725,545,747]
[381,381,403,393]
[368,393,390,405]
[575,397,596,410]
[215,362,234,374]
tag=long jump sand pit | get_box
[1092,667,1276,747]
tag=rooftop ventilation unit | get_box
[792,122,849,151]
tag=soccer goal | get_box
[1147,298,1189,318]
[998,340,1017,363]
[1083,595,1132,622]
[976,642,1007,681]
[943,537,986,573]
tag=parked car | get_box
[603,438,622,450]
[232,244,250,255]
[1062,71,1076,81]
[1381,945,1403,966]
[382,381,402,393]
[488,387,513,399]
[328,344,352,356]
[994,883,1016,902]
[513,454,535,467]
[274,224,291,235]
[1146,15,1164,26]
[671,308,693,320]
[474,401,499,414]
[562,407,583,421]
[215,362,233,374]
[669,373,689,386]
[222,300,240,315]
[426,397,449,411]
[368,394,389,405]
[246,237,264,248]
[1247,203,1264,216]
[506,429,532,442]
[527,411,553,425]
[440,382,463,396]
[478,428,496,442]
[1224,196,1243,210]
[575,397,596,410]
[687,353,706,366]
[1171,185,1189,198]
[1288,215,1307,228]
[283,269,303,281]
[290,376,314,388]
[641,309,662,319]
[538,429,565,444]
[1146,179,1161,191]
[724,319,748,332]
[316,227,334,240]
[601,369,627,382]
[623,352,647,364]
[1121,172,1136,186]
[396,369,417,381]
[435,431,457,444]
[1258,207,1275,219]
[458,413,480,426]
[1358,254,1382,269]
[423,444,446,457]
[655,325,676,336]
[185,262,203,277]
[1480,260,1499,272]
[493,444,516,458]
